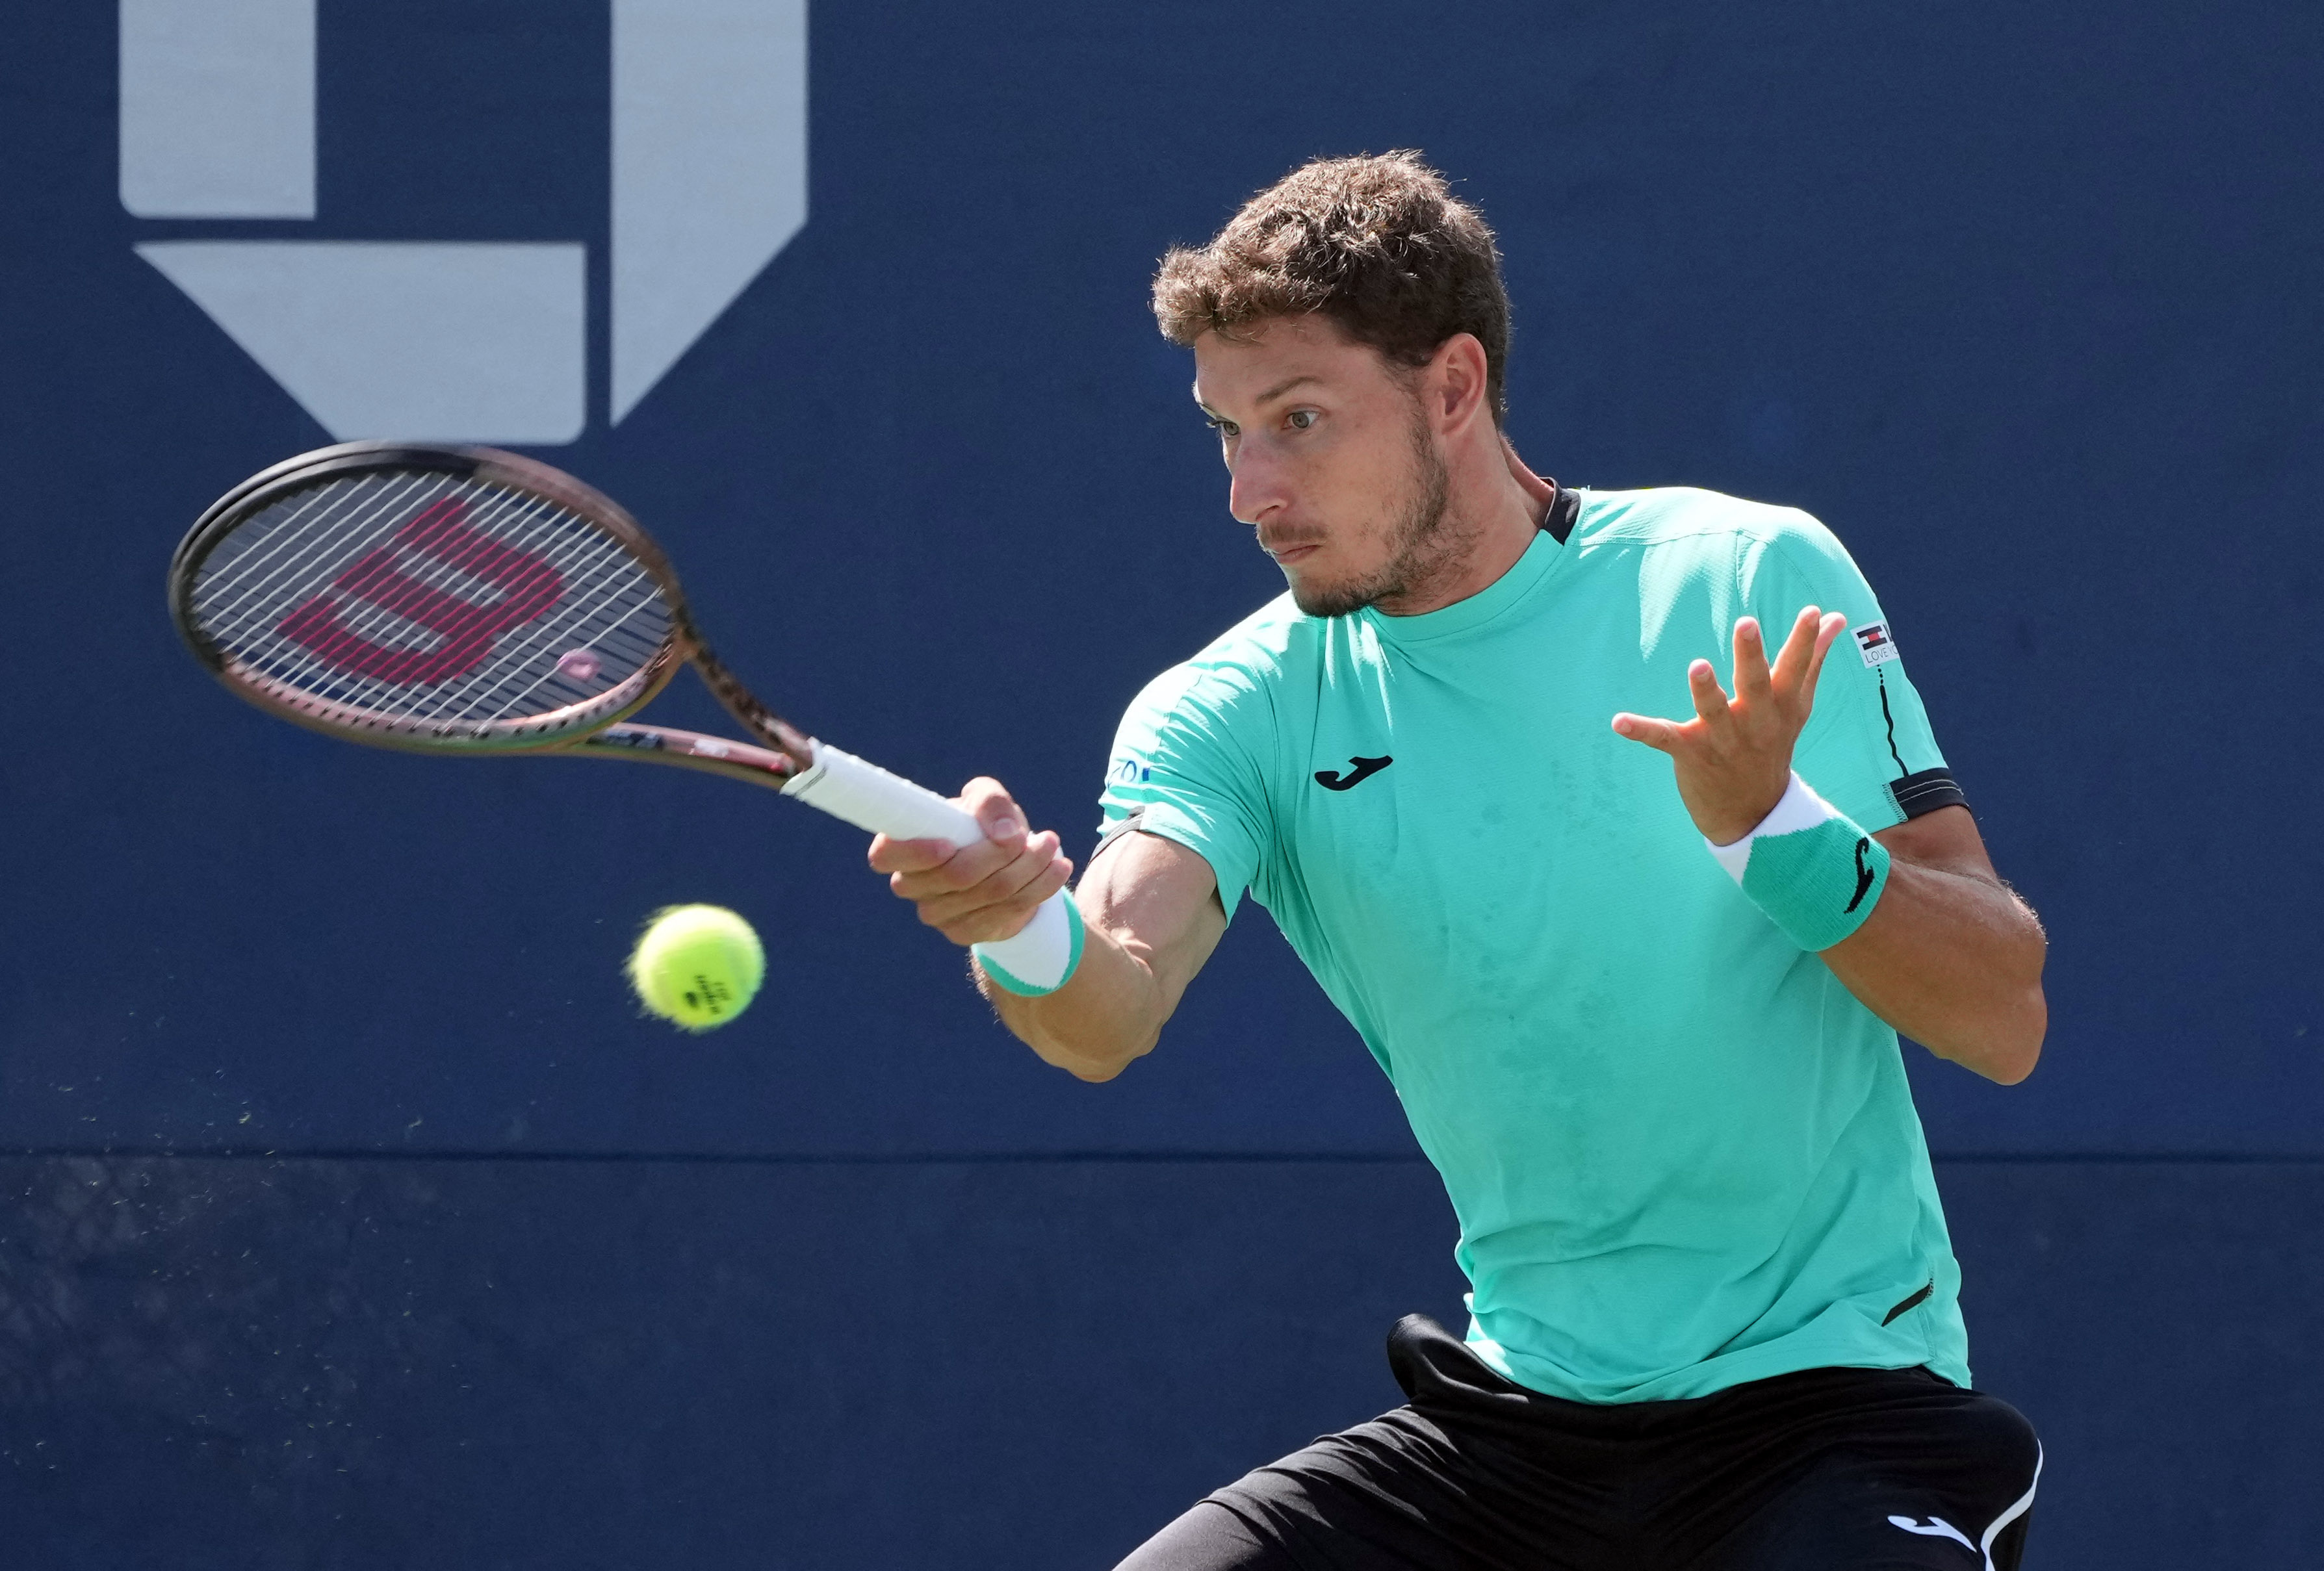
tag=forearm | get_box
[975,834,1228,1082]
[1609,602,2048,1084]
[979,908,1170,1082]
[873,789,1227,1084]
[1821,858,2046,1083]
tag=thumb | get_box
[959,776,1026,849]
[1610,712,1684,754]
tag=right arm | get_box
[868,778,1227,1082]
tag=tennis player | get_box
[873,152,2047,1570]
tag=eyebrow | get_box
[1192,374,1323,416]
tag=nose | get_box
[1227,438,1288,528]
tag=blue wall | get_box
[5,1157,2320,1568]
[1,1,2319,1563]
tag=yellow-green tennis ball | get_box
[626,904,764,1032]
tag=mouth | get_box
[1261,538,1323,565]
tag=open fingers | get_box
[1731,617,1775,707]
[1686,658,1734,728]
[1610,711,1688,754]
[1766,606,1826,696]
[1785,609,1849,711]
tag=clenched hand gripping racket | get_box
[167,442,1078,993]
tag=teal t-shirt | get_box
[1096,487,1972,1404]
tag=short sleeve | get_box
[1738,515,1965,833]
[1094,661,1274,921]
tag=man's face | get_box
[1192,316,1453,618]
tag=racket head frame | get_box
[171,442,700,756]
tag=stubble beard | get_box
[1289,411,1460,619]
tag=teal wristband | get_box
[1709,774,1892,952]
[975,895,1087,997]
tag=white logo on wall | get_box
[120,0,807,444]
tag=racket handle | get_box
[781,741,1081,993]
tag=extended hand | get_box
[1610,607,1847,845]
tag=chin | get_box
[1287,574,1375,619]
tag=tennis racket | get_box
[166,441,1078,994]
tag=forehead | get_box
[1191,315,1380,405]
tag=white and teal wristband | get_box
[973,894,1087,997]
[1706,773,1891,952]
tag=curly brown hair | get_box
[1152,151,1510,424]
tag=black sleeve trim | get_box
[1889,767,1968,819]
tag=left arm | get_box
[1614,609,2046,1085]
[1827,804,2045,1083]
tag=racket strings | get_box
[209,478,552,698]
[188,472,674,732]
[403,512,667,724]
[201,472,478,669]
[246,483,565,696]
[273,486,666,722]
[196,474,444,660]
[263,487,596,706]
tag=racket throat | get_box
[685,635,816,767]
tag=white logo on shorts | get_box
[1885,1442,2043,1571]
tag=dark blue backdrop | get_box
[1,1,2319,1566]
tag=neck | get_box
[1373,429,1553,617]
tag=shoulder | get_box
[1571,485,1827,554]
[1571,485,1865,592]
[1122,593,1314,724]
[1105,598,1312,812]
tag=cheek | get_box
[1315,437,1409,530]
[1290,428,1354,487]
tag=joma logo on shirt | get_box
[1314,755,1393,791]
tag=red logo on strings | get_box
[276,498,565,685]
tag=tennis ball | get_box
[626,904,764,1032]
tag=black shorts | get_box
[1117,1316,2040,1571]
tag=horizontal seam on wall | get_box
[4,1147,2322,1168]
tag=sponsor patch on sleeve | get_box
[1853,620,1900,667]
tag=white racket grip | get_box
[781,741,1084,995]
[781,740,980,841]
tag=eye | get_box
[1204,416,1239,438]
[1285,409,1317,431]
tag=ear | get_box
[1423,333,1490,433]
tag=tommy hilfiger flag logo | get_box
[1854,620,1900,667]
